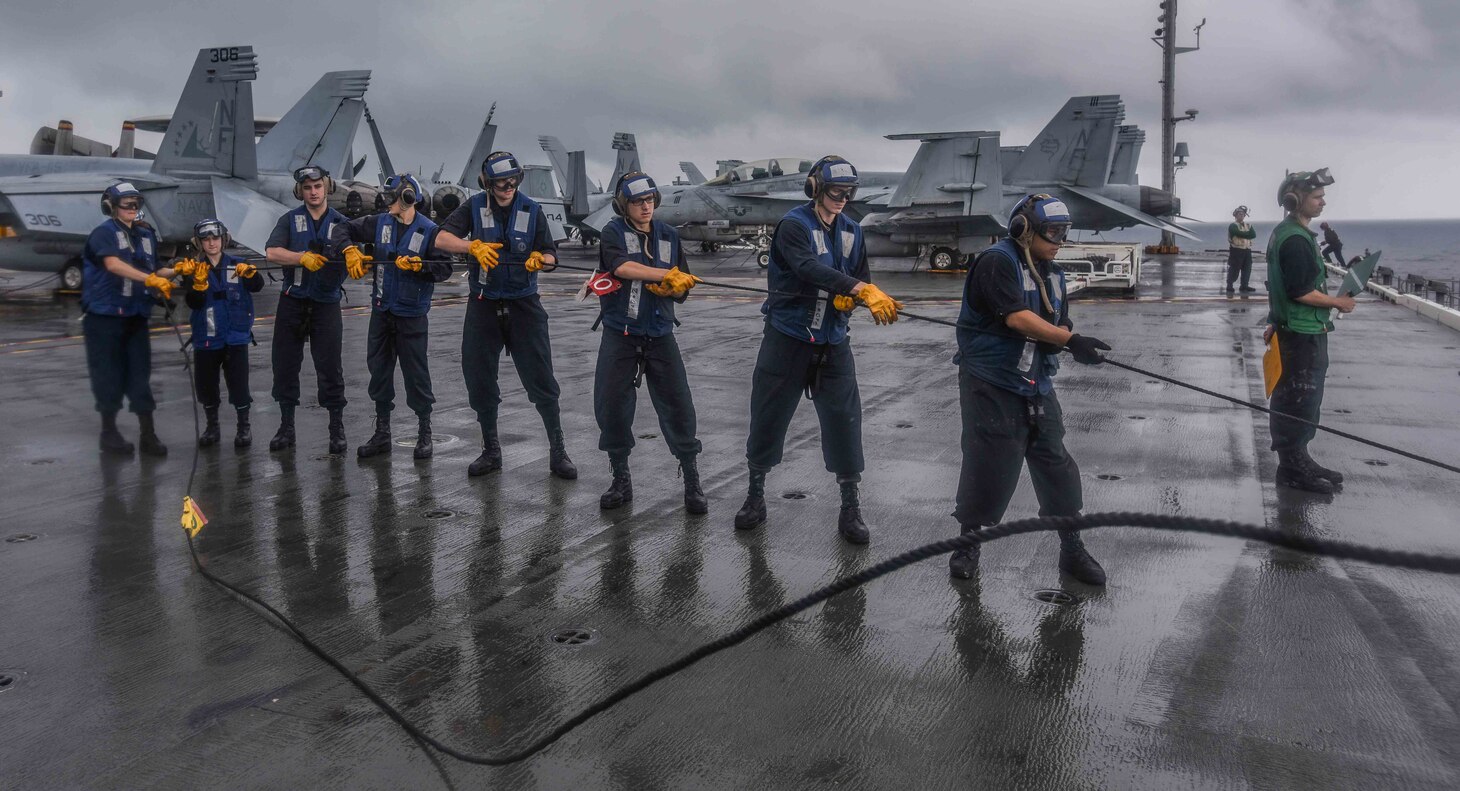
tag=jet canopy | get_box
[703,158,816,186]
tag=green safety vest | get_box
[1266,218,1332,334]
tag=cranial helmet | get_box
[804,155,859,200]
[612,171,661,216]
[1007,193,1072,245]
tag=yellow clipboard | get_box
[1263,332,1282,399]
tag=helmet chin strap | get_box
[1018,238,1057,316]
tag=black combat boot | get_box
[948,524,984,579]
[734,468,768,530]
[198,406,221,447]
[414,413,433,460]
[468,423,502,476]
[599,455,632,509]
[270,404,296,452]
[1298,447,1344,486]
[679,455,708,515]
[541,407,577,479]
[327,408,347,455]
[1058,529,1107,586]
[137,412,168,458]
[99,410,134,456]
[357,412,392,458]
[1276,450,1336,494]
[234,407,252,448]
[836,474,870,545]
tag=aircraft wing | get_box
[0,173,167,239]
[211,177,291,255]
[735,190,813,202]
[580,201,618,234]
[853,185,898,206]
[1061,184,1200,241]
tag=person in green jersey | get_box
[1264,168,1355,494]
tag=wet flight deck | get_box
[2,249,1458,789]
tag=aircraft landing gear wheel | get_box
[755,233,771,250]
[60,259,83,291]
[756,252,770,269]
[929,247,958,271]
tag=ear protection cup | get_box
[612,171,661,216]
[1281,192,1299,211]
[1008,212,1028,241]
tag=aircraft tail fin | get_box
[608,132,639,189]
[568,150,591,218]
[538,135,573,199]
[255,71,369,177]
[151,46,260,179]
[520,165,558,201]
[457,116,498,187]
[1108,125,1145,185]
[680,161,706,183]
[1004,95,1124,188]
[882,130,1007,239]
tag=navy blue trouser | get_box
[366,310,433,416]
[195,344,252,409]
[745,325,864,475]
[594,329,701,459]
[271,294,346,410]
[83,313,156,414]
[953,372,1082,527]
[461,294,561,428]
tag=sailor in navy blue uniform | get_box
[262,165,350,454]
[81,182,177,457]
[590,172,706,513]
[175,219,263,448]
[329,173,452,461]
[947,194,1112,585]
[433,151,577,480]
[732,156,904,545]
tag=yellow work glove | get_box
[234,262,257,279]
[855,283,904,325]
[833,294,855,312]
[299,251,328,272]
[191,262,211,291]
[343,246,371,280]
[469,240,502,271]
[524,250,549,273]
[395,255,423,272]
[172,258,201,278]
[144,272,174,300]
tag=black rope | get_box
[0,273,62,296]
[179,511,1460,767]
[159,255,1460,770]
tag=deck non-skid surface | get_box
[2,251,1458,790]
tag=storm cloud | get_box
[2,0,1455,222]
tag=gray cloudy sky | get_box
[2,0,1456,222]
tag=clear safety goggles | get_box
[1037,223,1071,244]
[823,186,857,202]
[489,177,521,192]
[293,166,328,183]
[627,193,657,207]
[194,221,227,239]
[115,199,143,211]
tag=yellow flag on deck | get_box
[1263,333,1282,399]
[180,496,208,537]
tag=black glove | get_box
[1065,334,1111,365]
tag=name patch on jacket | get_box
[406,230,425,254]
[624,231,641,255]
[812,230,828,256]
[658,239,672,263]
[294,215,308,233]
[479,207,495,231]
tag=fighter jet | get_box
[861,95,1198,269]
[0,46,371,289]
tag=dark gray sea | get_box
[1083,218,1460,284]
